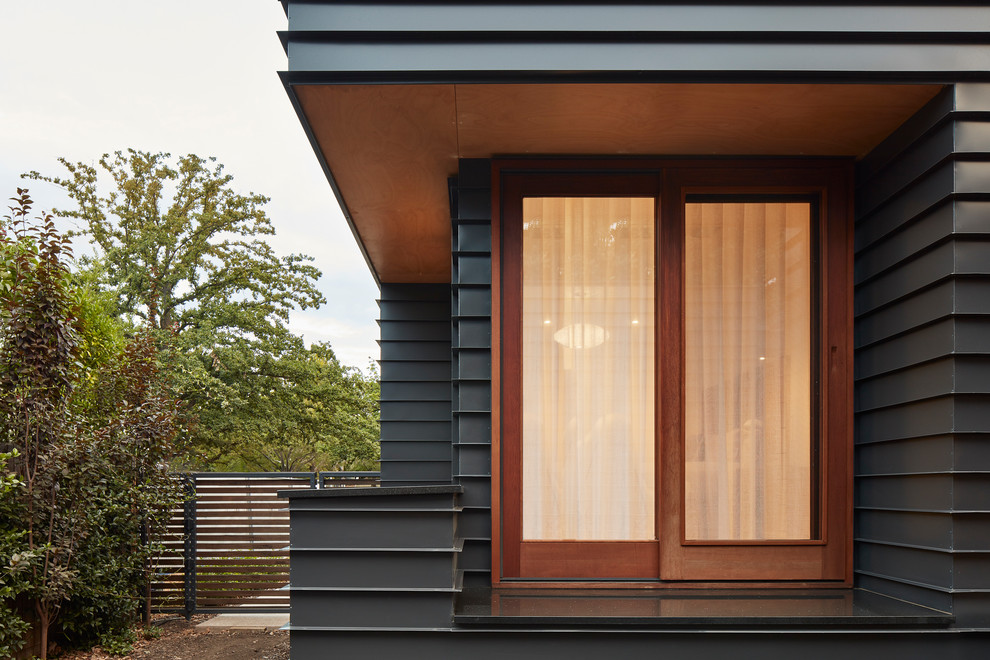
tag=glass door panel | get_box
[521,197,656,541]
[683,201,813,541]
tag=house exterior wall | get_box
[279,1,990,654]
[854,84,990,627]
[378,283,452,486]
[451,162,496,586]
[283,2,990,81]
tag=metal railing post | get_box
[182,475,197,620]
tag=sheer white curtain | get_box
[521,197,655,541]
[684,202,812,541]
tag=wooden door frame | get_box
[491,158,853,587]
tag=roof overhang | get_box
[286,82,942,283]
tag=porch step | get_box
[453,588,954,629]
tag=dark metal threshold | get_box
[454,588,953,629]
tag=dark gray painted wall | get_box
[854,84,990,627]
[379,283,453,486]
[451,160,494,587]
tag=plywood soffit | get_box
[294,83,942,284]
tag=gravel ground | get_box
[54,615,289,660]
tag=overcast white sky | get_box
[0,1,381,371]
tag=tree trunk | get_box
[35,603,49,660]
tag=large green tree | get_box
[29,149,324,335]
[28,151,379,468]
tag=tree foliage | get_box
[29,150,324,335]
[214,340,380,472]
[1,190,184,658]
[29,151,378,469]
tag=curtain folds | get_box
[521,197,655,541]
[684,202,812,541]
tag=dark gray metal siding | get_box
[284,486,461,632]
[451,160,494,587]
[854,84,990,627]
[379,283,453,486]
[283,2,990,82]
[290,629,990,660]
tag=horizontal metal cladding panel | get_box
[288,491,458,512]
[856,474,954,511]
[380,440,454,461]
[461,538,492,572]
[289,590,453,629]
[287,41,990,75]
[955,435,990,472]
[380,321,451,342]
[855,510,953,551]
[854,243,955,318]
[957,84,990,113]
[457,349,491,379]
[462,571,492,588]
[855,542,953,591]
[858,123,990,219]
[291,550,456,589]
[855,357,952,410]
[454,319,492,349]
[855,435,954,471]
[380,341,452,362]
[455,287,492,317]
[855,123,954,220]
[855,87,954,186]
[379,460,454,483]
[854,282,953,347]
[954,473,990,511]
[458,476,492,509]
[853,357,990,412]
[457,159,491,188]
[290,510,455,548]
[454,381,492,411]
[854,573,953,614]
[955,395,990,433]
[456,189,492,222]
[456,222,493,251]
[956,554,990,590]
[854,163,953,253]
[954,592,990,628]
[456,412,492,444]
[456,255,492,285]
[380,420,451,440]
[854,203,953,285]
[858,239,990,316]
[380,360,451,381]
[457,507,492,539]
[379,283,450,303]
[455,444,491,476]
[289,630,990,660]
[379,300,450,321]
[380,400,452,422]
[855,320,955,378]
[289,4,990,34]
[855,397,955,444]
[862,162,990,252]
[858,287,990,354]
[381,380,452,402]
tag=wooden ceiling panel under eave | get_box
[293,83,942,284]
